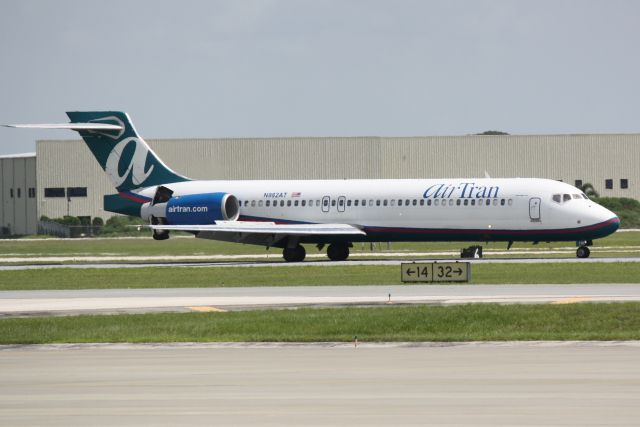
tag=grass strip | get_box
[1,303,639,344]
[0,263,639,291]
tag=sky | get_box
[1,0,639,155]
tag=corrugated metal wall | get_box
[36,133,640,221]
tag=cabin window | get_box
[265,200,270,207]
[316,200,321,207]
[500,199,505,206]
[464,199,468,206]
[478,199,483,206]
[493,199,498,206]
[330,200,336,207]
[294,200,298,206]
[434,199,439,206]
[362,200,366,206]
[486,200,491,207]
[471,199,476,206]
[390,199,395,207]
[339,199,344,207]
[376,200,381,206]
[552,194,561,203]
[368,200,373,206]
[258,200,264,207]
[347,200,352,207]
[563,194,571,202]
[354,200,359,207]
[383,200,388,206]
[449,199,454,206]
[412,199,417,206]
[301,200,306,207]
[508,199,513,206]
[405,199,410,206]
[605,179,613,189]
[419,199,424,206]
[621,179,629,189]
[398,200,403,206]
[279,200,284,207]
[427,199,432,206]
[456,199,461,206]
[323,199,329,207]
[251,200,256,207]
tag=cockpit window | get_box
[563,194,571,202]
[552,194,561,203]
[572,194,581,199]
[581,193,589,200]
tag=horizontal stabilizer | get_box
[2,123,123,131]
[148,221,366,236]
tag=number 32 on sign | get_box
[401,261,470,283]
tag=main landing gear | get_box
[281,242,352,262]
[283,245,306,262]
[327,243,350,261]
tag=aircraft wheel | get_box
[327,243,349,261]
[283,245,306,262]
[576,246,590,259]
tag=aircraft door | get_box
[529,197,541,222]
[321,196,330,213]
[337,196,346,213]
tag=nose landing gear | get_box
[576,240,593,258]
[576,246,590,258]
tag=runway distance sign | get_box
[401,261,470,283]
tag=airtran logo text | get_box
[423,182,500,199]
[105,137,154,188]
[167,205,209,214]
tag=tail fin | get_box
[65,111,189,191]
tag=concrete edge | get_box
[2,341,640,351]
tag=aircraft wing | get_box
[148,221,366,236]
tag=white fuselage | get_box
[137,177,619,243]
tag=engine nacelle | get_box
[142,192,239,225]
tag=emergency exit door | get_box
[529,197,541,222]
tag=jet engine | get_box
[141,186,239,239]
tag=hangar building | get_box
[1,133,638,235]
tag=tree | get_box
[476,130,510,135]
[579,182,599,198]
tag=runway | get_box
[1,342,639,426]
[1,255,640,270]
[2,284,640,316]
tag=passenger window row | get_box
[238,198,515,208]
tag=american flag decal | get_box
[292,192,301,197]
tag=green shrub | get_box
[92,217,104,226]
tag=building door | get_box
[529,197,541,222]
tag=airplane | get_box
[4,111,620,261]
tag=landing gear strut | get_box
[576,246,590,259]
[327,243,350,261]
[283,245,306,262]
